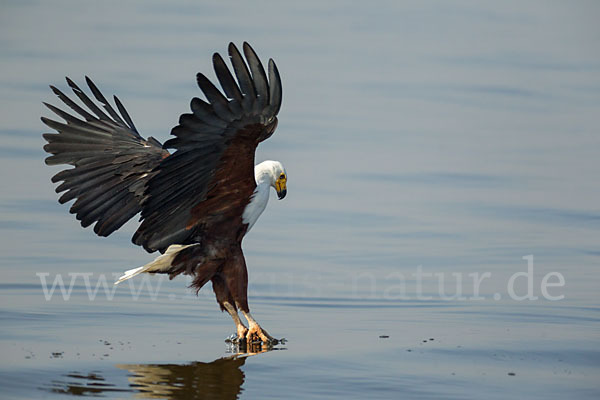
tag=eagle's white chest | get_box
[242,181,270,232]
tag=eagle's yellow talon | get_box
[246,324,274,344]
[237,325,248,341]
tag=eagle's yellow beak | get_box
[275,176,287,200]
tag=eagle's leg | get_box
[212,275,247,341]
[240,309,276,344]
[223,302,248,340]
[225,245,276,345]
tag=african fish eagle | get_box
[42,43,286,345]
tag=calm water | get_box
[1,1,599,399]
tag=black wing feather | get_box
[113,95,138,132]
[213,53,244,118]
[243,42,269,109]
[42,78,168,237]
[268,59,283,116]
[65,77,112,122]
[49,85,96,122]
[196,73,234,121]
[85,76,127,127]
[213,53,243,102]
[190,97,228,128]
[228,43,256,110]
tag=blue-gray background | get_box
[0,1,598,399]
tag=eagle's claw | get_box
[246,323,276,345]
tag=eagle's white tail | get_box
[115,266,146,285]
[114,244,197,285]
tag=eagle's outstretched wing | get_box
[42,43,282,253]
[42,77,169,237]
[133,42,282,252]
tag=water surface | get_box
[1,1,599,399]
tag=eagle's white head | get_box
[243,160,287,231]
[255,160,287,200]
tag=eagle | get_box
[41,43,286,345]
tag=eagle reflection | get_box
[48,348,274,399]
[117,355,247,399]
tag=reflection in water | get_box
[118,356,246,399]
[45,348,276,399]
[46,371,131,397]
